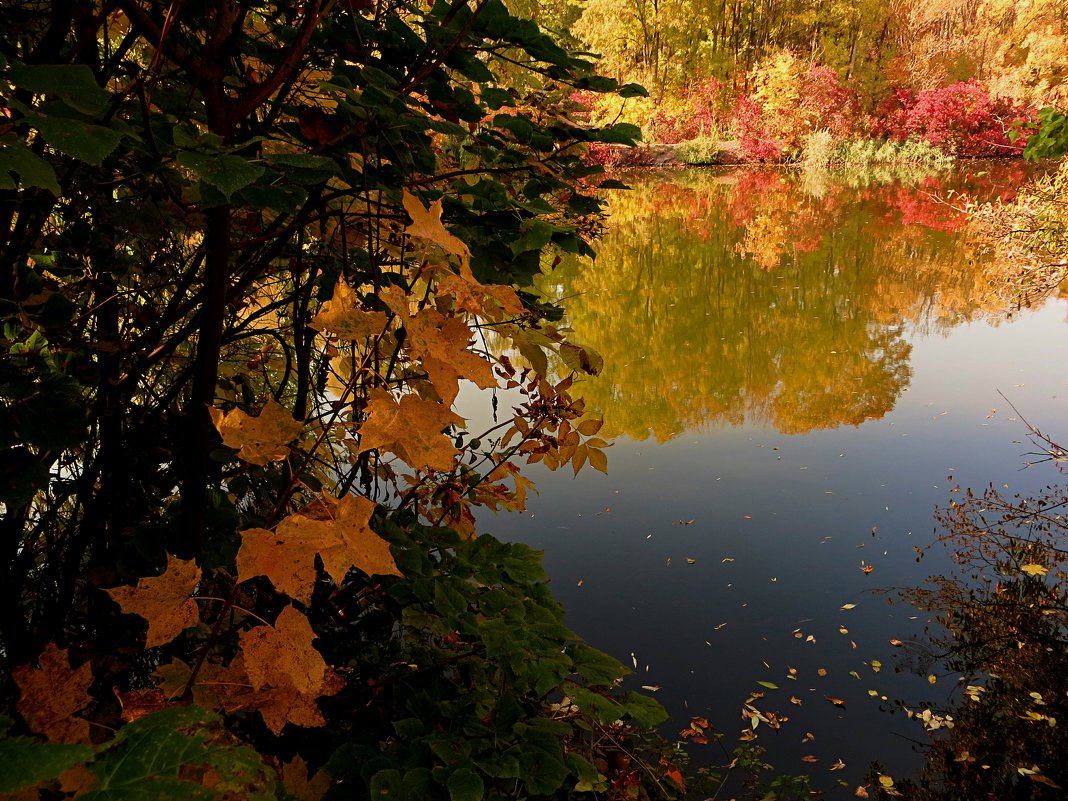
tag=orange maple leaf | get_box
[310,277,389,341]
[105,555,202,648]
[434,264,524,320]
[195,654,343,736]
[406,308,496,404]
[13,643,93,743]
[241,606,328,696]
[357,388,463,471]
[209,397,304,466]
[238,494,400,603]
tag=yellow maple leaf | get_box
[13,643,93,743]
[358,388,463,471]
[237,494,400,603]
[105,555,202,648]
[1020,563,1049,576]
[209,398,304,466]
[402,189,471,264]
[310,277,389,340]
[435,264,524,320]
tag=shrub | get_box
[874,81,1037,157]
[676,134,721,164]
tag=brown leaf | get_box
[13,643,92,743]
[358,388,463,471]
[402,190,471,263]
[826,696,847,708]
[801,755,819,763]
[310,278,388,341]
[114,687,168,723]
[209,398,304,466]
[282,756,333,801]
[238,494,399,603]
[106,555,201,647]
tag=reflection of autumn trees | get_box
[891,468,1068,799]
[543,169,1021,440]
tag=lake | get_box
[467,164,1068,795]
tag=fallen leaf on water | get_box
[840,603,857,610]
[889,639,904,647]
[861,563,874,574]
[855,787,869,798]
[817,668,828,677]
[722,557,735,563]
[826,696,847,708]
[686,557,697,564]
[641,685,660,692]
[801,755,819,763]
[831,759,846,771]
[757,681,779,690]
[801,732,815,743]
[790,696,802,705]
[928,674,938,684]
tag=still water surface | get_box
[478,166,1068,793]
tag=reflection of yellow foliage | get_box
[538,170,1012,441]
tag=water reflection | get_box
[541,167,1026,441]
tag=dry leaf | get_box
[106,555,201,647]
[826,696,847,708]
[311,278,388,340]
[238,494,400,604]
[358,388,463,471]
[13,643,93,743]
[801,755,819,763]
[1020,563,1049,576]
[209,398,304,466]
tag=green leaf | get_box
[0,140,61,194]
[82,706,275,801]
[0,736,92,793]
[370,769,404,800]
[29,113,123,165]
[756,681,779,690]
[569,642,629,685]
[177,152,264,202]
[446,767,484,801]
[618,692,669,728]
[0,447,50,506]
[8,63,111,116]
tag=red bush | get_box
[873,81,1036,157]
[730,96,784,161]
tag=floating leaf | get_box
[210,398,304,466]
[826,696,847,708]
[756,681,779,690]
[831,759,846,771]
[1020,563,1048,576]
[105,556,201,648]
[12,644,92,743]
[840,603,857,610]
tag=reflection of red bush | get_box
[872,81,1036,157]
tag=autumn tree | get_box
[0,1,680,799]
